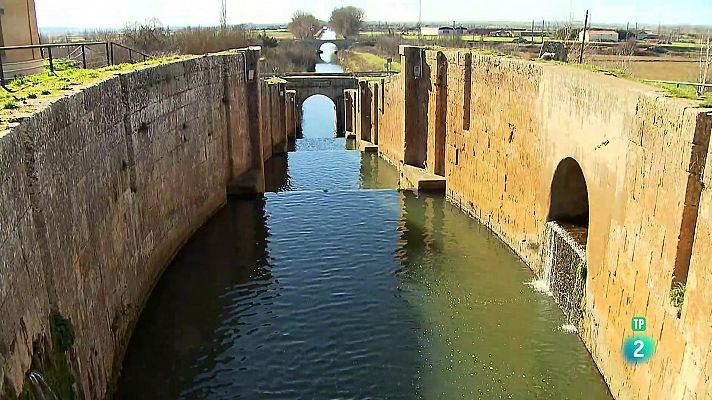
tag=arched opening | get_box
[316,42,342,73]
[319,42,338,63]
[543,157,589,328]
[301,94,336,138]
[548,157,590,230]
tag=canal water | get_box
[116,39,612,400]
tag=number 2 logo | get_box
[633,340,645,358]
[624,336,654,363]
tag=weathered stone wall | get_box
[374,72,405,164]
[0,49,283,399]
[357,47,712,399]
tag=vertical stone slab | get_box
[271,82,287,154]
[344,90,354,136]
[401,45,429,168]
[285,90,297,141]
[335,94,346,138]
[370,81,380,145]
[226,47,265,194]
[357,80,372,143]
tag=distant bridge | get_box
[271,72,395,137]
[302,38,355,51]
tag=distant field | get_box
[340,50,401,73]
[259,29,294,40]
[587,55,702,82]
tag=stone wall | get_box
[354,46,712,399]
[0,49,285,399]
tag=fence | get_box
[0,41,150,84]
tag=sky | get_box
[35,0,712,29]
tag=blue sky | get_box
[36,0,712,28]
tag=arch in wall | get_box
[548,157,589,228]
[319,42,338,59]
[300,94,337,138]
[545,157,590,327]
[295,89,345,137]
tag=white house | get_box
[420,26,467,36]
[579,29,619,42]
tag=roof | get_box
[586,30,618,35]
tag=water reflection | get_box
[117,198,271,399]
[396,192,611,399]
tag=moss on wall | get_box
[18,313,77,400]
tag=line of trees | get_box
[288,6,365,39]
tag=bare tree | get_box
[220,0,227,29]
[329,6,365,38]
[288,11,321,40]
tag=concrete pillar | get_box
[401,45,429,168]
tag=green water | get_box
[116,101,611,399]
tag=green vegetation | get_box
[19,313,77,400]
[0,56,186,130]
[651,82,712,107]
[341,50,401,72]
[258,29,294,40]
[670,282,686,310]
[570,63,629,78]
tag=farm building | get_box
[579,29,619,42]
[0,0,44,79]
[420,26,467,36]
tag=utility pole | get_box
[579,10,589,64]
[220,0,227,29]
[626,22,629,41]
[417,0,422,43]
[531,20,535,43]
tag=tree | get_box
[329,6,364,38]
[289,11,320,40]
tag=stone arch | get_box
[295,89,345,138]
[548,157,589,228]
[299,94,338,138]
[544,157,590,327]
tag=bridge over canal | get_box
[269,72,395,137]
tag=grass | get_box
[340,50,401,73]
[259,29,294,40]
[565,62,712,107]
[670,282,686,310]
[650,82,712,107]
[0,56,187,131]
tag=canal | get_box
[116,40,612,400]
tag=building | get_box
[420,26,467,36]
[0,0,44,80]
[630,29,659,41]
[579,29,619,43]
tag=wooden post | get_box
[579,10,589,64]
[48,47,54,73]
[81,44,87,68]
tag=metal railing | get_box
[0,41,151,84]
